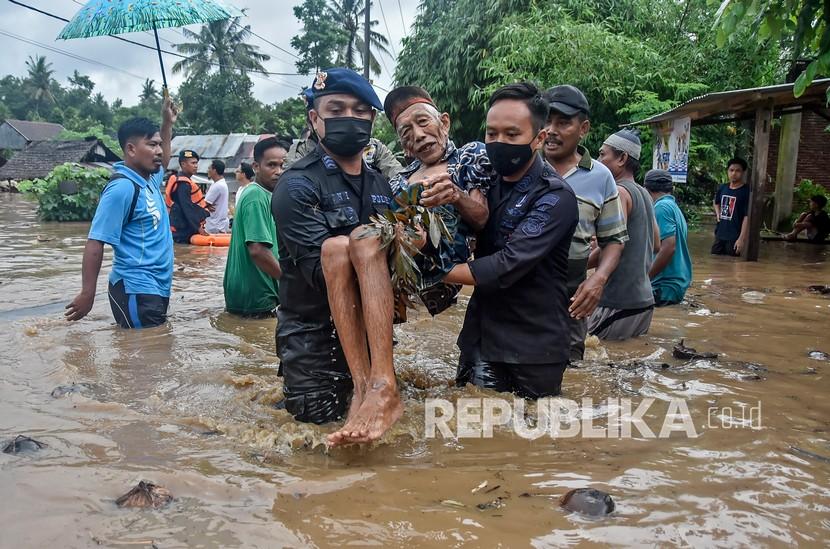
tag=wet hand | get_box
[419,173,460,208]
[569,274,606,319]
[734,238,745,255]
[65,292,94,321]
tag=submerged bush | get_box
[18,163,109,222]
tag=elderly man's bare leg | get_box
[321,236,371,446]
[328,228,402,445]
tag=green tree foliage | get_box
[330,0,391,75]
[258,97,309,139]
[24,55,57,116]
[395,0,532,140]
[715,0,828,97]
[172,17,270,78]
[178,72,260,134]
[397,0,781,198]
[17,163,109,221]
[1,56,308,147]
[292,0,392,76]
[139,79,160,104]
[292,0,342,74]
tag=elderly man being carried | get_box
[323,86,495,447]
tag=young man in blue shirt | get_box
[65,98,177,328]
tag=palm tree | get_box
[25,55,56,115]
[139,79,159,103]
[172,17,270,78]
[327,0,391,76]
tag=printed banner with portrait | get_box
[652,116,690,183]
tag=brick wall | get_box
[766,110,830,193]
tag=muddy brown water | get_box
[1,193,829,547]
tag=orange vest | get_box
[165,173,207,235]
[165,173,206,211]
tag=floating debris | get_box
[115,481,173,509]
[476,497,506,510]
[807,285,830,295]
[50,383,93,398]
[36,235,55,242]
[2,435,46,454]
[560,488,615,516]
[789,446,830,464]
[471,481,488,493]
[673,339,718,360]
[808,350,829,361]
[440,499,466,509]
[741,291,766,304]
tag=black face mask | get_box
[485,140,536,177]
[320,116,372,157]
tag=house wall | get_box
[0,124,27,150]
[767,110,830,193]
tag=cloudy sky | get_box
[0,0,421,106]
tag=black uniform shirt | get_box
[458,155,578,364]
[272,146,393,335]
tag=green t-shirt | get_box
[223,183,279,314]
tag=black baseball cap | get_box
[178,149,199,161]
[544,85,590,117]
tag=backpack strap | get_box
[105,172,141,226]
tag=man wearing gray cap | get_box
[590,130,659,340]
[644,169,692,306]
[542,85,628,359]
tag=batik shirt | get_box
[389,140,494,287]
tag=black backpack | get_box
[102,172,141,226]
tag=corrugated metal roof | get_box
[167,133,259,172]
[627,78,830,126]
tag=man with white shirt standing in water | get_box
[204,159,230,234]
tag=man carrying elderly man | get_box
[321,85,497,447]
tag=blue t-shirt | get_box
[651,194,692,303]
[88,162,174,297]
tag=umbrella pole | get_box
[152,21,169,97]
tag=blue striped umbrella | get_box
[57,0,243,91]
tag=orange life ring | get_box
[190,233,231,247]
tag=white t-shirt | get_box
[204,178,229,234]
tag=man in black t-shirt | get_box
[712,158,750,256]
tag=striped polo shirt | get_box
[562,145,628,259]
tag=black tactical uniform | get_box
[457,155,578,397]
[271,146,393,423]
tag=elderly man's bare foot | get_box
[326,389,366,447]
[327,380,403,447]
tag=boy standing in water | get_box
[66,98,177,328]
[712,158,750,256]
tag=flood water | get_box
[1,192,829,548]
